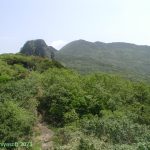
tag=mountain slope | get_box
[56,40,150,79]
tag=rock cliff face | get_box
[20,39,57,59]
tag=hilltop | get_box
[20,39,57,59]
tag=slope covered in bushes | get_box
[0,54,149,149]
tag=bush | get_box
[0,101,35,143]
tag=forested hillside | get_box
[0,53,150,149]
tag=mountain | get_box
[56,39,150,79]
[20,39,57,59]
[19,39,150,80]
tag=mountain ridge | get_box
[60,39,150,49]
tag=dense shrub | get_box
[81,115,150,144]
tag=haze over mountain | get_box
[55,39,150,79]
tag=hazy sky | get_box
[0,0,150,53]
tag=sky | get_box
[0,0,150,54]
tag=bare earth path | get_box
[34,122,54,150]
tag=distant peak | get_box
[70,39,87,43]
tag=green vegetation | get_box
[0,53,150,149]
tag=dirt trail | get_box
[36,123,54,150]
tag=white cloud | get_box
[50,40,67,50]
